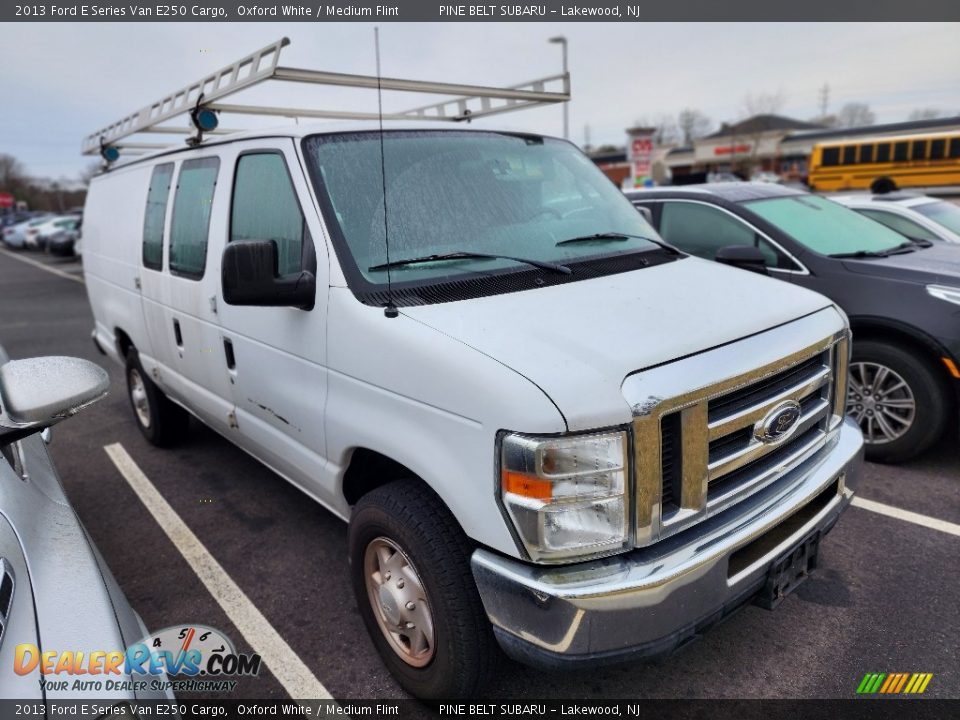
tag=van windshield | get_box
[302,130,663,292]
[743,194,906,256]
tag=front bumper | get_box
[471,417,864,669]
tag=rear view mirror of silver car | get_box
[0,356,109,444]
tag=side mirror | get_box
[715,245,770,275]
[222,240,315,310]
[0,356,109,444]
[634,205,654,224]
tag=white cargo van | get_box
[82,40,864,699]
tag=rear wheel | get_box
[349,480,497,700]
[847,341,949,463]
[125,348,189,447]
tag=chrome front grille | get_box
[633,332,849,546]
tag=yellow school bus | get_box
[808,131,960,193]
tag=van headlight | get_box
[499,429,629,563]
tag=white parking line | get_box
[0,248,84,283]
[104,443,333,700]
[852,496,960,538]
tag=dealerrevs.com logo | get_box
[14,624,261,693]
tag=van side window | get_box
[170,157,219,278]
[143,163,174,270]
[230,153,305,276]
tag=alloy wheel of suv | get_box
[846,340,950,463]
[847,361,916,444]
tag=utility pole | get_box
[549,35,569,140]
[818,83,830,119]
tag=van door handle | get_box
[223,339,236,370]
[172,319,183,348]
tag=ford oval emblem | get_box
[755,400,802,444]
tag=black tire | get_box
[870,177,897,194]
[125,348,189,447]
[348,480,497,700]
[849,340,951,463]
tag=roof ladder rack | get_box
[83,37,570,161]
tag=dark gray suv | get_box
[627,183,960,463]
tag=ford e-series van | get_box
[83,122,864,698]
[79,38,863,700]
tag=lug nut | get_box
[383,571,391,581]
[405,622,415,629]
[396,578,405,589]
[405,601,415,610]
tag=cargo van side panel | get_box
[83,165,156,364]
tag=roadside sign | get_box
[627,129,655,188]
[0,192,14,209]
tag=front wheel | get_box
[348,480,497,700]
[847,341,950,463]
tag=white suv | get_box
[83,122,864,699]
[830,192,960,244]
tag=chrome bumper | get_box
[471,418,864,669]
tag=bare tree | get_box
[0,154,27,189]
[908,108,941,121]
[836,102,875,128]
[0,153,88,212]
[676,108,712,145]
[742,91,785,117]
[634,115,679,145]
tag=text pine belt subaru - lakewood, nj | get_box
[80,38,864,699]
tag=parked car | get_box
[25,215,80,251]
[2,216,51,249]
[829,193,960,244]
[626,183,960,462]
[751,171,783,184]
[45,218,82,257]
[0,345,172,704]
[82,121,866,699]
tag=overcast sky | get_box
[1,22,958,179]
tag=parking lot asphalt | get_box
[0,247,958,703]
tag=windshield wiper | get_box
[556,232,631,246]
[368,251,572,275]
[556,231,682,254]
[829,242,919,259]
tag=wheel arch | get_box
[342,447,423,507]
[849,316,957,395]
[114,326,134,359]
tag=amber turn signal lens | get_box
[502,470,552,501]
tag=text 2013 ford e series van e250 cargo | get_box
[80,43,864,700]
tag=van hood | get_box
[841,243,960,284]
[401,257,835,430]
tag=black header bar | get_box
[4,0,960,22]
